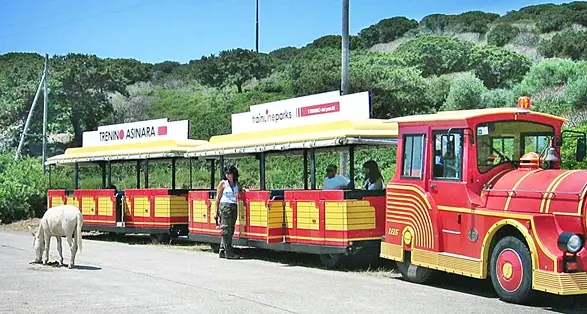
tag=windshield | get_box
[476,120,554,173]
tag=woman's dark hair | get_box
[223,165,239,183]
[363,160,382,183]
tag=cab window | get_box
[432,130,463,180]
[476,121,554,173]
[402,134,425,179]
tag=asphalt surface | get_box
[1,230,586,314]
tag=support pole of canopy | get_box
[349,145,355,190]
[189,158,193,189]
[171,158,176,190]
[136,160,141,188]
[74,163,79,190]
[259,152,266,190]
[107,161,112,188]
[209,159,215,190]
[144,160,149,188]
[101,162,106,188]
[310,148,316,190]
[303,149,308,190]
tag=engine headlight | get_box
[557,232,585,254]
[567,234,583,253]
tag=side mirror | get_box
[576,137,586,162]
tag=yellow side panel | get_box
[297,201,319,230]
[98,197,113,216]
[325,201,376,231]
[192,200,208,223]
[50,197,65,207]
[134,197,150,217]
[236,200,246,226]
[154,197,170,217]
[80,197,94,216]
[249,201,267,227]
[168,196,188,217]
[267,201,284,229]
[124,198,132,216]
[284,203,293,229]
[66,196,79,208]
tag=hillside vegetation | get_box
[2,1,587,222]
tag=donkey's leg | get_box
[43,233,51,265]
[56,237,64,266]
[67,235,77,269]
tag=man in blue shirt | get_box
[322,164,350,190]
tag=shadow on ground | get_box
[83,232,587,313]
[392,272,587,314]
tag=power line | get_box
[0,0,164,39]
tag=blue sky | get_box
[0,0,567,64]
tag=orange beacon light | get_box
[518,96,531,111]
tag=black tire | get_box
[489,236,536,304]
[396,251,434,284]
[210,243,220,253]
[319,253,344,269]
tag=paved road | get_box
[0,230,585,314]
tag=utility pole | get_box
[15,62,46,161]
[42,53,49,173]
[255,0,259,52]
[341,0,349,95]
[340,0,350,177]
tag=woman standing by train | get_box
[214,165,244,259]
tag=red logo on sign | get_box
[157,126,168,136]
[297,102,340,117]
[119,130,125,139]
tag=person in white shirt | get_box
[362,160,385,190]
[323,164,350,190]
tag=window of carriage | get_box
[402,134,425,179]
[432,130,464,181]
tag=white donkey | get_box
[29,204,83,269]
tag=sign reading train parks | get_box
[231,91,371,134]
[82,119,189,147]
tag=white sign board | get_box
[231,91,371,134]
[82,118,189,147]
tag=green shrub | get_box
[443,72,488,110]
[468,45,532,88]
[488,24,520,47]
[0,155,48,223]
[394,35,474,77]
[538,30,587,60]
[481,89,516,108]
[564,76,587,109]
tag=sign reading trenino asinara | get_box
[231,91,370,134]
[82,118,189,147]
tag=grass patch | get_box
[0,218,40,232]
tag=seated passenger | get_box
[323,164,350,190]
[362,160,385,190]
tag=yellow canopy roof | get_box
[46,139,208,165]
[187,119,399,157]
[388,107,567,123]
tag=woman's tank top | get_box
[219,180,239,204]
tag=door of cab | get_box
[428,129,472,256]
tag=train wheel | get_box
[396,251,434,284]
[489,236,535,304]
[319,253,344,269]
[209,243,220,253]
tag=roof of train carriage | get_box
[387,107,567,123]
[387,107,567,124]
[186,119,399,157]
[45,139,208,165]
